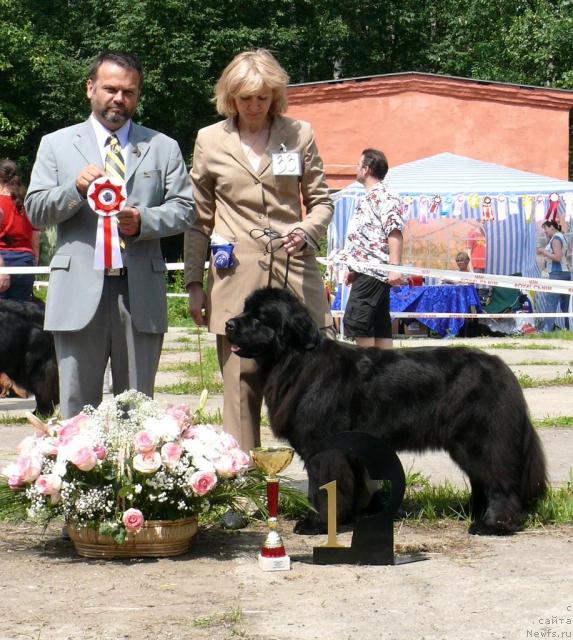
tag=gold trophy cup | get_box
[250,446,294,571]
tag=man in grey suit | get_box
[26,52,195,418]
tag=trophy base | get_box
[258,553,291,572]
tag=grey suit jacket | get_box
[26,120,195,333]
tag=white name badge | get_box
[272,152,301,176]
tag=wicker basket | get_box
[68,517,198,558]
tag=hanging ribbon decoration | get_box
[402,195,413,218]
[481,196,494,222]
[545,193,560,223]
[496,194,508,221]
[418,196,429,223]
[428,195,442,215]
[467,193,480,209]
[534,195,546,222]
[452,194,464,217]
[87,177,126,269]
[522,195,534,222]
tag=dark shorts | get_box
[343,273,392,338]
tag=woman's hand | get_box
[187,282,207,326]
[282,229,306,256]
[0,272,10,293]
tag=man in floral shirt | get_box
[342,148,404,348]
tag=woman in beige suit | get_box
[184,49,333,455]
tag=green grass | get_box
[193,606,243,633]
[156,381,225,395]
[0,484,28,522]
[516,372,573,388]
[156,345,222,394]
[527,473,573,527]
[0,414,29,425]
[533,416,573,429]
[465,342,560,351]
[511,360,570,366]
[397,470,573,527]
[524,329,573,341]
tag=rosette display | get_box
[87,176,126,269]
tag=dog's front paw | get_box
[293,514,326,535]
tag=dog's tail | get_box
[520,416,548,505]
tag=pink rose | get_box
[56,414,91,445]
[35,474,62,496]
[133,430,158,454]
[190,470,217,496]
[17,454,43,483]
[166,404,192,430]
[16,436,38,455]
[219,432,240,451]
[133,452,162,474]
[161,442,182,469]
[214,449,250,478]
[8,474,24,489]
[122,508,144,532]
[56,423,80,446]
[69,445,98,472]
[94,444,107,460]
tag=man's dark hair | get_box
[88,52,144,89]
[361,148,389,180]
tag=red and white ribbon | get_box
[87,177,126,270]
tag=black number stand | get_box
[312,432,427,566]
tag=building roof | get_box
[288,71,573,110]
[385,152,573,195]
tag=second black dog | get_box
[0,299,59,415]
[226,287,547,536]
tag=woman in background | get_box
[537,220,570,331]
[0,159,39,300]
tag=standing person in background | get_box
[537,220,570,331]
[184,48,333,455]
[0,159,39,300]
[466,224,486,273]
[342,149,404,349]
[25,51,195,418]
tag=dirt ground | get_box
[1,332,572,640]
[0,518,571,640]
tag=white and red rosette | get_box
[87,177,126,269]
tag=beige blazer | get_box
[184,115,333,335]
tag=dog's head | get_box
[225,287,320,360]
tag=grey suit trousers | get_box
[53,275,163,418]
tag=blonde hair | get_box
[214,49,289,118]
[455,251,470,262]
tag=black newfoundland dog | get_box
[226,287,547,536]
[0,299,59,415]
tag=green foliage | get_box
[3,0,573,180]
[528,473,573,527]
[0,482,28,522]
[533,416,573,429]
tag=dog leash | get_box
[250,227,305,289]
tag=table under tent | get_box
[328,153,573,333]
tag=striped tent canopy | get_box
[329,153,573,318]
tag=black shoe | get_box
[220,509,248,530]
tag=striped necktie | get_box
[105,134,125,181]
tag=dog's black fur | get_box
[0,299,59,415]
[226,287,547,536]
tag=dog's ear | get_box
[289,311,320,351]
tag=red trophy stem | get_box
[267,478,279,518]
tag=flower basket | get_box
[69,517,198,558]
[2,390,251,555]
